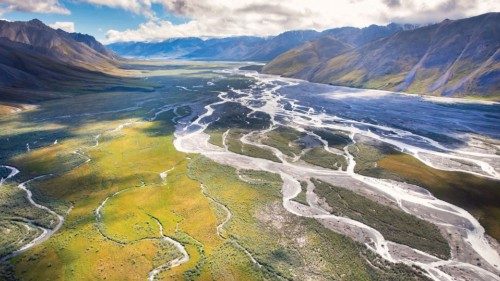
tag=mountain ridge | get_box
[0,19,150,113]
[107,23,414,61]
[0,19,117,71]
[263,12,500,98]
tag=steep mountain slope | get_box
[60,30,117,59]
[264,13,500,98]
[0,19,117,72]
[244,30,320,61]
[0,19,148,112]
[262,36,353,79]
[0,39,127,101]
[321,23,418,47]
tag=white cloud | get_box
[83,0,499,43]
[49,21,75,32]
[0,0,70,15]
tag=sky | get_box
[0,0,498,44]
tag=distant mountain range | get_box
[107,24,415,61]
[263,13,500,98]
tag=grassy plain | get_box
[301,147,347,170]
[0,61,435,280]
[189,156,429,280]
[261,126,304,157]
[312,179,450,259]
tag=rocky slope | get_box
[0,19,117,72]
[263,13,500,98]
[0,19,146,112]
[244,30,321,61]
[261,36,353,79]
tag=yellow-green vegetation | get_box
[312,179,450,259]
[0,219,42,259]
[363,73,407,90]
[237,169,282,184]
[7,111,188,280]
[262,126,304,157]
[350,142,500,240]
[0,62,438,280]
[225,130,281,163]
[301,147,347,170]
[207,130,224,147]
[208,101,270,131]
[0,183,48,258]
[291,181,308,205]
[207,129,281,163]
[10,142,87,180]
[0,72,280,281]
[7,110,252,280]
[189,156,430,280]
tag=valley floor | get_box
[0,61,499,281]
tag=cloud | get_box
[81,0,157,17]
[49,21,75,32]
[96,0,500,43]
[0,0,70,15]
[383,0,401,8]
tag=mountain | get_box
[262,36,353,79]
[0,38,124,101]
[108,36,264,60]
[107,24,412,62]
[262,23,416,80]
[0,19,149,112]
[107,30,322,61]
[244,30,320,61]
[60,30,117,59]
[108,37,205,58]
[263,13,500,98]
[185,36,266,60]
[0,19,117,72]
[321,23,418,47]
